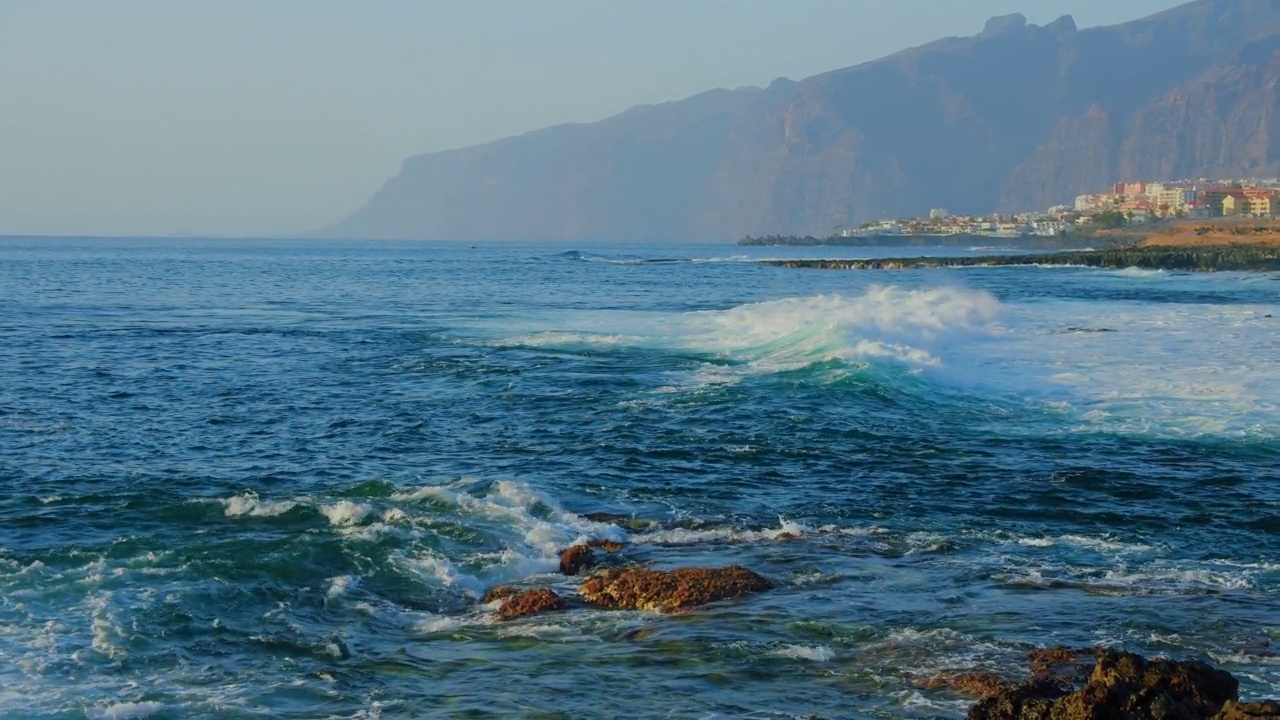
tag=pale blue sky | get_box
[0,0,1186,237]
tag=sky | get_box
[0,0,1188,237]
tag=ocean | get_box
[1,237,1276,719]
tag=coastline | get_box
[761,243,1280,272]
[743,219,1280,255]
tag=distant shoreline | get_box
[761,244,1280,272]
[742,218,1280,252]
[737,233,1116,250]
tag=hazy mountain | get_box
[321,0,1280,242]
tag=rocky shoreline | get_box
[949,646,1279,719]
[761,245,1280,272]
[481,513,1277,718]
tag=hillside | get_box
[321,0,1280,242]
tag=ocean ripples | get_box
[1,239,1277,717]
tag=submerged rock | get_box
[579,565,772,613]
[482,585,521,603]
[967,677,1068,719]
[559,544,595,576]
[1027,645,1094,685]
[559,539,628,575]
[967,648,1252,720]
[585,539,626,552]
[919,673,1012,698]
[580,512,654,531]
[495,589,569,621]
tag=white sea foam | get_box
[1109,267,1167,278]
[773,644,835,661]
[679,287,999,374]
[690,254,751,263]
[320,501,371,527]
[392,479,622,554]
[352,599,484,635]
[482,287,1001,382]
[1012,534,1152,554]
[222,491,300,518]
[478,281,1277,438]
[503,330,635,348]
[631,518,811,545]
[1058,535,1153,554]
[969,297,1280,438]
[326,575,359,598]
[496,623,588,640]
[989,556,1263,595]
[87,702,165,719]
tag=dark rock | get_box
[580,565,772,613]
[1215,700,1280,719]
[967,677,1069,719]
[558,544,596,576]
[580,512,654,531]
[585,539,626,552]
[495,589,569,621]
[967,648,1242,720]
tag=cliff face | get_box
[323,0,1280,242]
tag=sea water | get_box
[0,238,1276,718]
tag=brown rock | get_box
[967,649,1241,720]
[967,677,1069,720]
[579,565,772,613]
[919,673,1012,698]
[482,585,521,603]
[1216,700,1280,719]
[495,589,569,621]
[1028,645,1095,685]
[585,539,626,552]
[559,544,596,576]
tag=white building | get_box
[1032,220,1068,236]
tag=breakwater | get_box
[762,245,1280,272]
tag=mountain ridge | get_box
[321,0,1280,242]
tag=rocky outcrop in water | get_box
[559,540,627,576]
[580,512,655,531]
[559,545,595,576]
[482,585,521,604]
[965,648,1277,720]
[493,589,569,621]
[579,565,772,613]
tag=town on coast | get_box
[744,176,1280,272]
[741,177,1280,247]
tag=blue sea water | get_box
[0,237,1277,719]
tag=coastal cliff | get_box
[321,0,1280,241]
